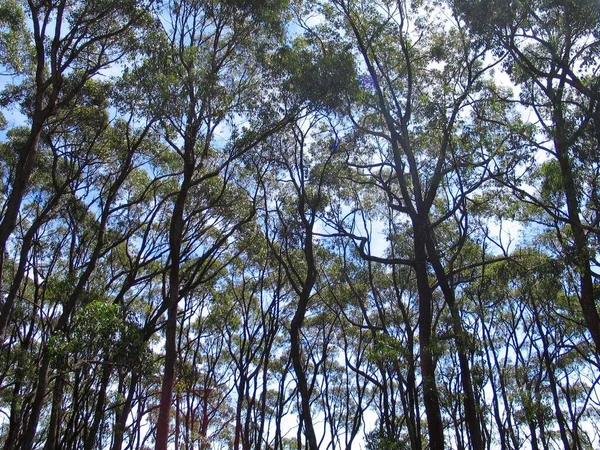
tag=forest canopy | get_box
[0,0,599,449]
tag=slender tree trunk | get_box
[21,349,51,450]
[289,217,319,450]
[0,5,60,257]
[234,375,247,450]
[3,376,23,450]
[0,190,62,339]
[413,233,444,450]
[0,116,45,340]
[155,298,178,449]
[553,105,600,353]
[0,116,45,257]
[3,279,39,450]
[425,229,483,450]
[84,361,112,450]
[21,172,126,447]
[112,372,140,450]
[199,385,211,450]
[531,299,572,450]
[448,302,484,450]
[257,329,276,449]
[43,373,65,450]
[155,153,193,450]
[481,317,509,449]
[290,302,319,450]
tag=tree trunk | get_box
[290,204,319,450]
[553,105,600,353]
[84,361,112,450]
[413,233,445,450]
[21,350,51,450]
[155,154,193,450]
[0,190,62,339]
[43,373,65,450]
[0,115,45,257]
[112,372,140,450]
[425,228,483,450]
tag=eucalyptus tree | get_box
[0,16,160,444]
[454,0,600,354]
[0,0,153,317]
[167,286,238,450]
[304,1,524,447]
[118,1,295,447]
[216,235,285,450]
[306,249,378,450]
[464,247,600,449]
[0,82,164,448]
[4,1,600,449]
[258,117,329,450]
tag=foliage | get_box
[0,1,599,449]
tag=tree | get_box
[0,0,152,334]
[454,0,600,355]
[307,0,516,447]
[118,1,293,447]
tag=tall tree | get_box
[454,0,600,354]
[312,0,512,446]
[119,1,293,447]
[0,0,152,329]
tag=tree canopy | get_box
[0,0,599,449]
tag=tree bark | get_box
[553,103,600,354]
[427,238,483,450]
[413,230,445,450]
[112,372,140,450]
[84,360,112,450]
[289,228,319,450]
[155,144,193,449]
